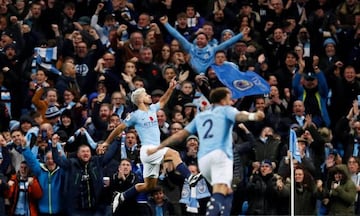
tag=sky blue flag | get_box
[32,47,62,76]
[289,129,302,163]
[211,62,270,99]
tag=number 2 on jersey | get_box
[202,119,213,139]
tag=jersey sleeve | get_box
[184,119,197,135]
[224,106,239,123]
[123,112,136,127]
[164,23,192,52]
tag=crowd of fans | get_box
[0,0,359,215]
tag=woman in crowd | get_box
[324,164,357,215]
[294,165,325,215]
[155,44,172,70]
[347,156,360,214]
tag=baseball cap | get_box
[304,72,317,81]
[151,89,164,97]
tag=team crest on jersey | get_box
[233,79,254,91]
[149,116,154,121]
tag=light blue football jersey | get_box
[185,105,239,160]
[124,103,161,146]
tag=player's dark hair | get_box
[209,87,230,103]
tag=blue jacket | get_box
[52,139,119,212]
[164,22,244,74]
[22,147,65,214]
[292,71,330,127]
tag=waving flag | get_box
[32,47,62,76]
[289,129,302,163]
[211,62,270,99]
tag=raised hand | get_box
[169,77,177,90]
[241,27,250,36]
[255,110,265,121]
[96,3,104,13]
[159,16,168,25]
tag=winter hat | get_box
[261,159,272,167]
[186,135,199,142]
[3,43,16,51]
[9,120,20,131]
[45,105,61,119]
[221,29,235,37]
[78,16,90,25]
[2,30,14,39]
[323,38,336,47]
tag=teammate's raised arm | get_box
[236,110,265,122]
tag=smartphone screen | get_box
[41,130,48,141]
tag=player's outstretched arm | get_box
[159,77,177,109]
[235,110,265,122]
[102,123,127,147]
[147,129,190,155]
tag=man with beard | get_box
[91,102,113,141]
[293,57,330,128]
[136,46,166,92]
[23,1,46,39]
[95,52,126,95]
[71,29,105,96]
[116,31,144,64]
[51,134,120,215]
[21,133,65,215]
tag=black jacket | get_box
[52,139,120,213]
[246,172,281,215]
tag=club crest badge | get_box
[233,79,254,91]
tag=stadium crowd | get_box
[0,0,360,215]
